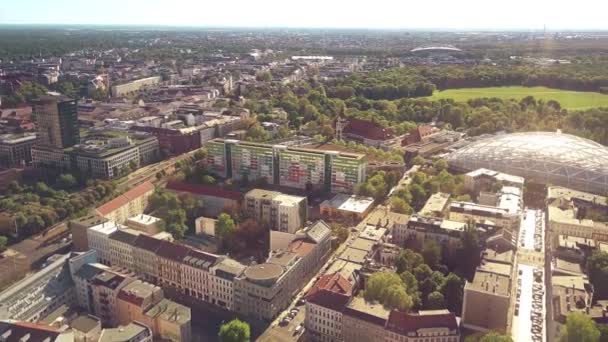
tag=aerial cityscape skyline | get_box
[0,15,607,342]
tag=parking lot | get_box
[519,208,544,253]
[513,264,546,342]
[512,208,546,342]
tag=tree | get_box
[559,312,600,342]
[201,175,216,185]
[441,273,464,313]
[364,272,413,311]
[396,249,424,274]
[17,81,48,103]
[321,125,335,139]
[129,160,138,172]
[165,221,188,240]
[57,81,78,98]
[93,87,108,101]
[597,324,608,342]
[414,264,433,282]
[412,155,425,166]
[470,331,514,342]
[255,71,272,82]
[409,184,427,209]
[193,149,207,161]
[0,235,7,253]
[426,291,445,309]
[433,159,448,172]
[457,225,481,280]
[400,271,419,295]
[216,213,236,240]
[422,240,442,267]
[384,284,413,311]
[57,174,77,190]
[218,319,250,342]
[245,122,271,142]
[587,251,608,299]
[390,196,413,214]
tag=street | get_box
[256,201,376,341]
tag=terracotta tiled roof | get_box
[96,181,154,216]
[343,118,395,141]
[306,289,351,312]
[386,310,458,335]
[307,272,353,298]
[166,181,243,201]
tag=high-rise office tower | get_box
[33,94,79,149]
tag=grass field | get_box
[425,86,608,110]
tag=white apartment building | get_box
[132,234,162,283]
[75,145,140,179]
[209,259,246,311]
[305,293,349,342]
[137,136,160,165]
[31,146,71,169]
[96,181,155,224]
[181,250,220,302]
[244,189,308,234]
[385,310,460,342]
[111,76,162,97]
[108,228,141,270]
[235,251,304,320]
[87,221,124,265]
[547,186,608,242]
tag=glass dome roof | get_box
[447,132,608,194]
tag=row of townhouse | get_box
[305,273,461,342]
[69,250,191,341]
[86,218,332,320]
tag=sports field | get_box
[425,86,608,110]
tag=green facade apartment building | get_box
[205,139,366,193]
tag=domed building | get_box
[447,132,608,194]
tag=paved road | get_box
[256,204,376,342]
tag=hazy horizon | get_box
[2,0,608,30]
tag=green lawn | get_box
[425,86,608,110]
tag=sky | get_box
[1,0,607,30]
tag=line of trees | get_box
[328,64,608,99]
[0,176,117,238]
[390,160,471,215]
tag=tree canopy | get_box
[218,319,250,342]
[559,312,601,342]
[364,272,413,311]
[0,235,7,252]
[587,251,608,300]
[216,213,236,240]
